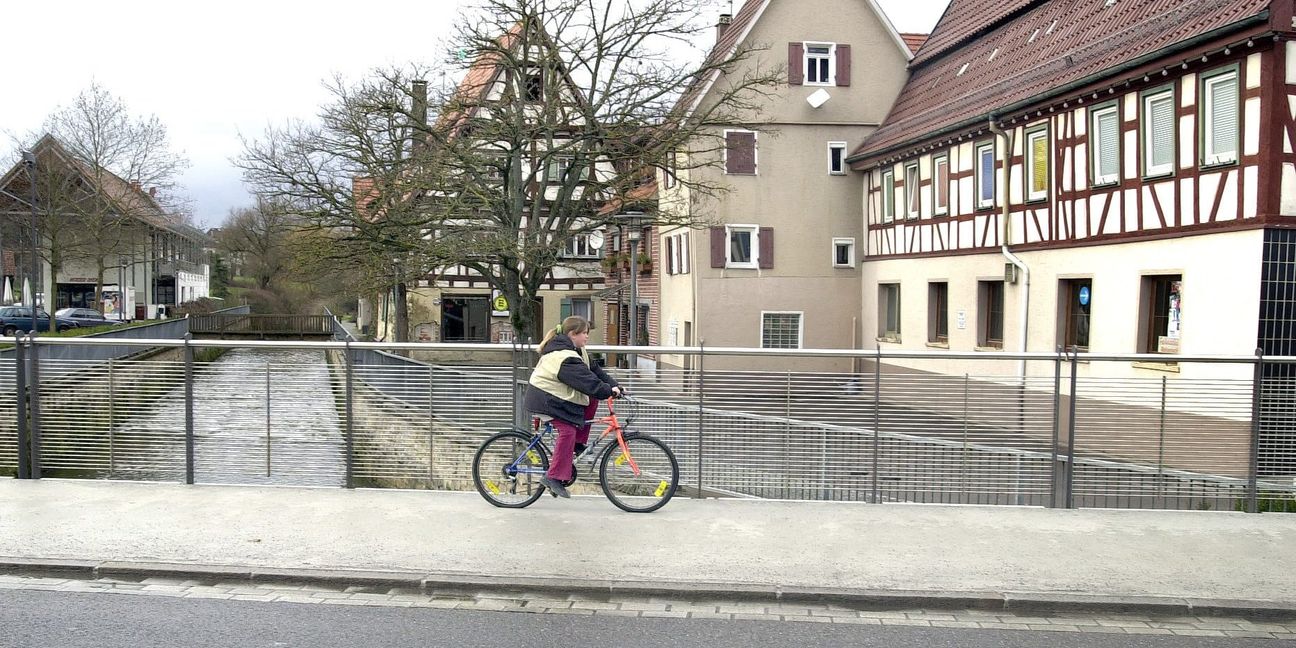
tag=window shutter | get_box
[758,227,774,269]
[1150,95,1174,169]
[1209,75,1239,160]
[726,132,756,174]
[710,227,726,267]
[835,44,851,87]
[788,43,804,85]
[1097,110,1119,179]
[681,233,690,273]
[560,298,572,320]
[665,236,675,275]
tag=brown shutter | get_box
[710,227,726,268]
[758,227,774,269]
[788,43,804,86]
[665,236,675,275]
[725,131,757,175]
[835,44,851,87]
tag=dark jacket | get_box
[523,334,619,426]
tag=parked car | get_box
[55,307,118,328]
[0,306,79,334]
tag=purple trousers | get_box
[546,399,600,481]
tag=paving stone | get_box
[183,592,234,600]
[1225,631,1280,639]
[978,623,1032,631]
[908,613,958,622]
[788,616,832,624]
[569,601,619,611]
[1171,629,1228,637]
[1123,627,1174,635]
[272,595,323,605]
[831,617,882,625]
[1095,619,1150,628]
[593,609,643,618]
[639,611,688,618]
[1029,625,1080,632]
[687,612,732,620]
[880,619,931,627]
[231,594,278,602]
[930,621,981,629]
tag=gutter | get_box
[987,118,1030,380]
[846,12,1272,167]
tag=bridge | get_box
[187,314,334,338]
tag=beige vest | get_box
[528,348,591,406]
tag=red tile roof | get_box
[855,0,1271,162]
[900,32,929,56]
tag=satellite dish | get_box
[807,88,831,109]
[589,231,605,250]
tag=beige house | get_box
[655,0,920,372]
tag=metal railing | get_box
[1,333,1294,512]
[189,314,332,336]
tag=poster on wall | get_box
[1158,281,1182,354]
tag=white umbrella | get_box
[1,276,12,305]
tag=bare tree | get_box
[36,82,190,312]
[215,199,296,292]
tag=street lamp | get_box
[617,211,650,371]
[20,151,39,334]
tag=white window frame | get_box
[726,224,759,269]
[1090,104,1120,186]
[561,232,600,259]
[881,169,895,223]
[1025,127,1049,202]
[679,232,690,274]
[760,311,804,349]
[976,142,996,209]
[933,155,949,216]
[668,234,680,274]
[832,237,855,268]
[904,163,921,219]
[1202,68,1240,167]
[828,142,847,175]
[803,42,836,86]
[1142,87,1176,178]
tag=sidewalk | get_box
[2,479,1295,616]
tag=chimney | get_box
[412,80,429,154]
[716,13,733,44]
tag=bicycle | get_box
[472,396,679,513]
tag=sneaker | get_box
[540,476,571,498]
[573,443,587,459]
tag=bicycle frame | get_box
[506,397,641,477]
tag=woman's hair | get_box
[539,315,591,349]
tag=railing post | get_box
[15,333,29,480]
[872,346,881,505]
[1049,346,1062,508]
[29,336,41,480]
[265,361,272,478]
[344,339,355,489]
[108,358,116,477]
[428,365,435,487]
[183,333,194,484]
[1157,374,1167,509]
[1065,346,1079,509]
[695,340,705,499]
[1248,348,1264,514]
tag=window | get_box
[1060,278,1093,350]
[828,142,847,175]
[525,72,543,101]
[878,283,901,340]
[663,150,679,189]
[905,163,921,219]
[1142,88,1175,177]
[1026,128,1049,201]
[978,281,1004,348]
[1090,104,1120,185]
[562,233,600,259]
[725,130,757,175]
[928,282,949,344]
[832,238,854,267]
[560,297,594,326]
[1140,275,1182,354]
[1202,69,1239,166]
[545,156,587,182]
[667,236,678,274]
[881,170,895,223]
[933,155,949,215]
[762,312,803,349]
[805,43,833,85]
[726,225,758,268]
[678,233,690,274]
[976,142,995,209]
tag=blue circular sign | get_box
[1079,286,1091,306]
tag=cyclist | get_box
[524,315,622,498]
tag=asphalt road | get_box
[1,590,1286,648]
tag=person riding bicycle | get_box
[524,315,622,499]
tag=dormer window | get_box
[789,42,851,87]
[525,72,543,101]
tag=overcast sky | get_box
[1,0,948,228]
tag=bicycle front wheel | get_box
[473,430,549,508]
[598,434,679,513]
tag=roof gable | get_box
[855,0,1272,162]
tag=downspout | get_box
[988,117,1030,379]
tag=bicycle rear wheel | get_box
[473,430,549,508]
[598,434,679,513]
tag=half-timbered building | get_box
[849,0,1296,382]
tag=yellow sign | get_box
[491,289,510,317]
[493,295,508,311]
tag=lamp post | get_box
[627,226,640,370]
[20,151,39,334]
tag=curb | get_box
[4,557,1295,621]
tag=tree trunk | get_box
[94,260,106,315]
[393,281,409,343]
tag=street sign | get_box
[491,290,509,317]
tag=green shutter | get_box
[560,298,572,320]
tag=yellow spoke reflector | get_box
[486,481,501,495]
[655,481,669,497]
[615,453,628,466]
[527,451,541,464]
